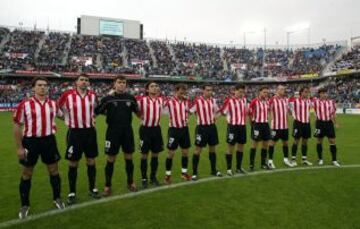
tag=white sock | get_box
[181,168,187,174]
[165,171,171,176]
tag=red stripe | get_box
[72,94,78,128]
[41,103,46,136]
[81,96,86,128]
[89,95,94,127]
[50,101,55,133]
[30,100,37,136]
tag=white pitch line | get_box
[1,164,359,228]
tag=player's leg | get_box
[291,121,301,165]
[139,126,151,188]
[250,140,258,171]
[19,166,34,219]
[328,138,340,166]
[301,123,312,165]
[235,143,246,173]
[164,149,176,184]
[261,140,269,169]
[268,138,276,169]
[121,128,136,191]
[124,153,137,191]
[164,128,179,184]
[67,160,79,204]
[150,152,160,186]
[103,129,120,196]
[192,146,202,180]
[226,143,235,176]
[47,163,65,209]
[282,140,292,167]
[84,128,100,198]
[86,157,100,198]
[180,148,191,180]
[192,125,206,180]
[316,138,324,165]
[301,138,312,165]
[103,155,117,196]
[225,125,235,176]
[149,127,163,186]
[209,145,222,176]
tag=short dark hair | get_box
[76,74,89,81]
[175,83,187,91]
[31,77,48,87]
[234,84,245,90]
[202,84,212,90]
[318,88,327,94]
[259,86,269,92]
[114,75,127,83]
[299,86,310,94]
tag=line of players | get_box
[13,75,340,219]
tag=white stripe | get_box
[84,97,90,128]
[45,103,51,136]
[35,103,42,137]
[24,102,32,137]
[0,164,359,228]
[76,97,83,128]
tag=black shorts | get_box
[20,135,61,167]
[226,124,247,145]
[292,120,311,139]
[65,127,99,161]
[314,120,336,138]
[139,126,164,154]
[251,123,270,141]
[105,127,135,155]
[167,127,191,150]
[271,129,289,142]
[195,124,219,147]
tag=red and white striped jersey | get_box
[190,96,218,125]
[164,96,190,128]
[312,98,336,121]
[58,89,97,129]
[289,97,312,123]
[13,97,61,137]
[249,97,269,123]
[219,96,247,125]
[269,96,289,129]
[137,96,164,127]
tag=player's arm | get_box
[135,96,143,119]
[94,96,108,116]
[131,95,142,118]
[13,102,25,160]
[248,99,256,126]
[332,100,338,128]
[189,98,197,114]
[217,99,228,117]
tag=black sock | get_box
[301,145,307,158]
[291,144,298,158]
[19,178,31,206]
[165,158,173,172]
[236,151,243,169]
[317,143,323,160]
[268,146,274,160]
[125,159,134,185]
[150,157,158,180]
[68,166,77,194]
[181,156,188,172]
[283,146,289,158]
[192,154,200,175]
[225,154,232,170]
[330,145,337,161]
[261,148,267,165]
[250,148,256,167]
[209,152,217,173]
[105,161,114,187]
[87,164,96,191]
[140,158,148,180]
[50,174,61,200]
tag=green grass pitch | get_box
[0,112,359,228]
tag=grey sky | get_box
[1,0,359,45]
